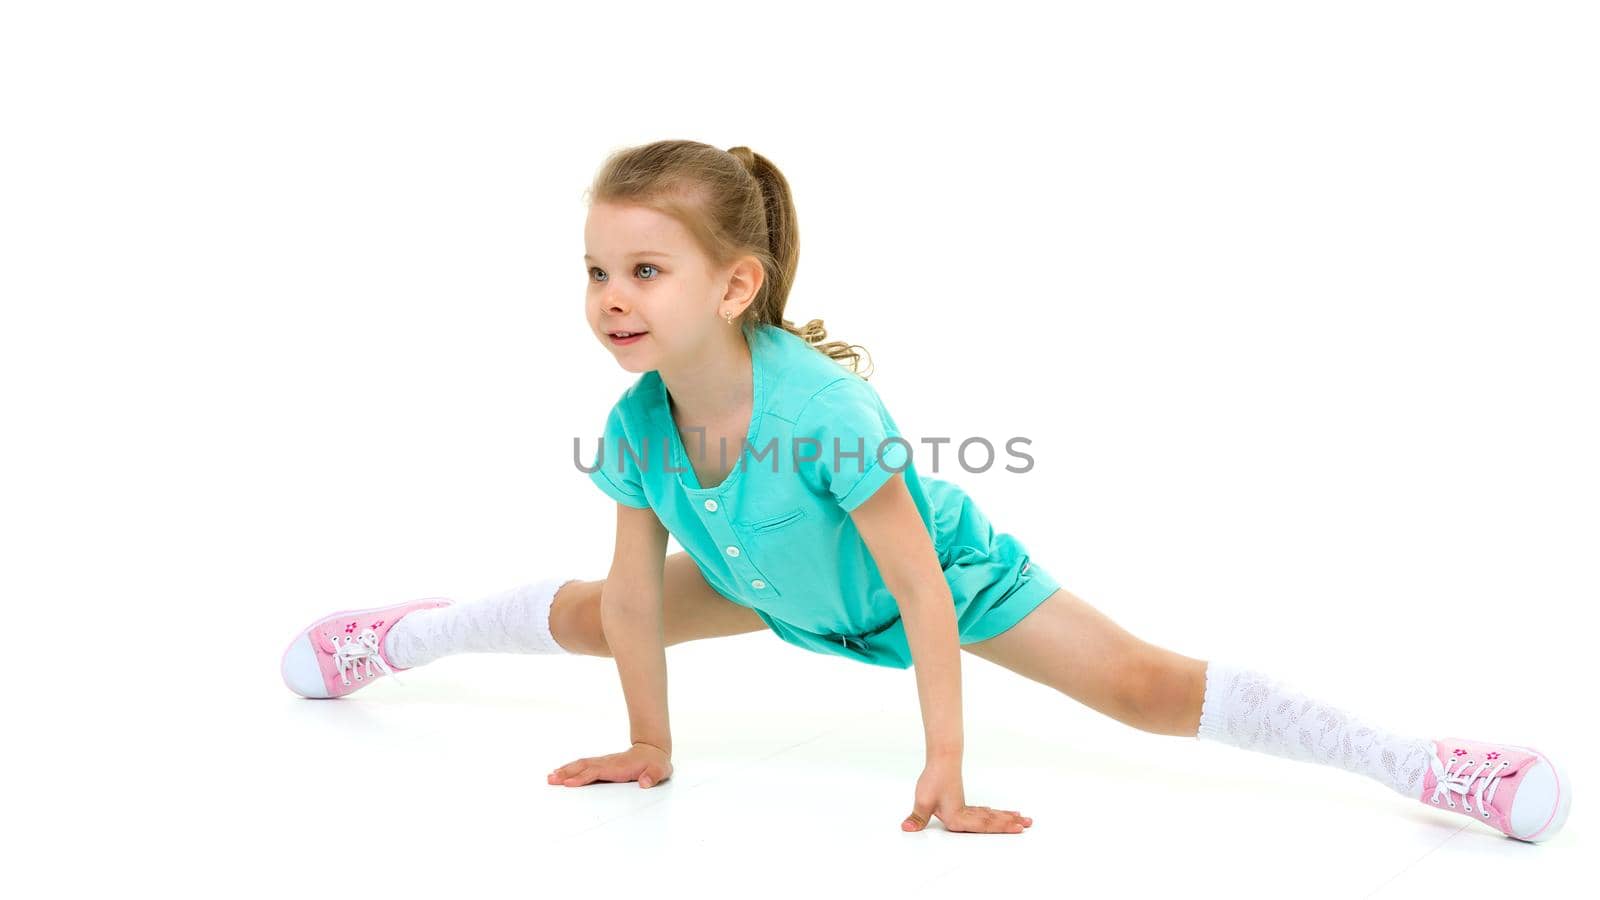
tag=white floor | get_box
[50,629,1580,899]
[9,4,1597,895]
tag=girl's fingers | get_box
[973,805,1030,825]
[562,766,598,785]
[547,755,657,786]
[549,759,588,778]
[950,806,1026,833]
[950,807,988,831]
[985,810,1024,834]
[983,807,1029,831]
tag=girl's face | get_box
[584,201,747,374]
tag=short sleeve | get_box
[587,399,652,509]
[795,378,912,512]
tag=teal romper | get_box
[584,322,1061,669]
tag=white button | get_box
[725,545,740,557]
[751,579,765,589]
[704,499,718,512]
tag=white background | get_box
[3,1,1593,897]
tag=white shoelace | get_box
[1428,753,1511,819]
[325,628,403,687]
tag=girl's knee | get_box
[551,579,608,656]
[1126,648,1205,735]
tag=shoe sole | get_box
[1501,743,1573,843]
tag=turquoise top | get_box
[584,322,1060,668]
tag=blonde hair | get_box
[584,139,873,379]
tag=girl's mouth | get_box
[608,330,647,346]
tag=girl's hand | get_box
[902,758,1032,834]
[547,741,672,789]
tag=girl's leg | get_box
[964,587,1207,735]
[384,551,768,665]
[962,587,1432,799]
[547,552,770,655]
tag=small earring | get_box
[723,310,734,325]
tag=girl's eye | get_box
[588,265,658,281]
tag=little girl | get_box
[281,139,1572,841]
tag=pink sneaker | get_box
[280,598,452,698]
[1419,737,1573,843]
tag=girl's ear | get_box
[723,254,765,307]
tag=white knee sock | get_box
[383,577,581,668]
[1195,661,1435,800]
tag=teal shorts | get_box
[751,478,1062,670]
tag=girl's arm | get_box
[851,472,1029,834]
[601,500,674,756]
[848,472,963,761]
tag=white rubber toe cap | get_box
[281,634,332,699]
[1510,754,1572,842]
